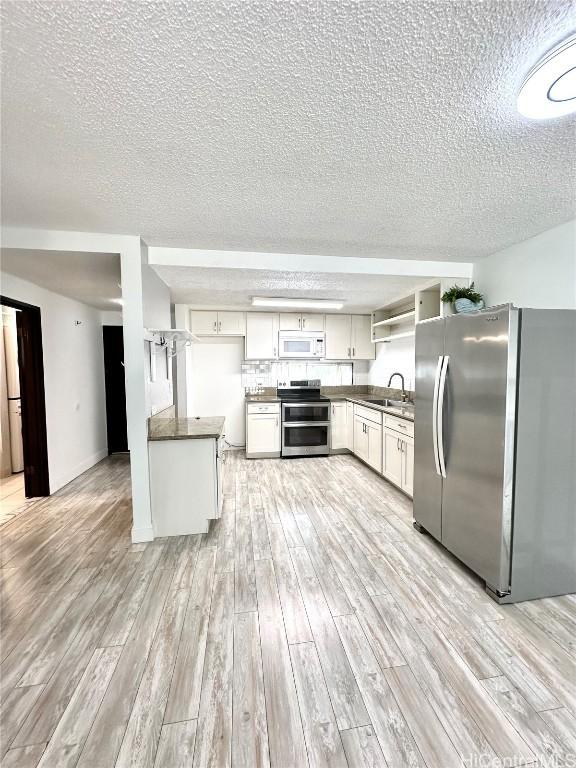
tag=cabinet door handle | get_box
[218,321,221,332]
[273,346,277,357]
[347,347,351,358]
[302,317,306,328]
[352,347,355,357]
[213,321,217,331]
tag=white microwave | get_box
[278,331,326,359]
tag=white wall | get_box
[100,310,123,326]
[0,272,108,492]
[189,337,246,446]
[473,219,576,309]
[142,263,171,328]
[173,304,192,417]
[369,337,415,392]
[142,263,173,416]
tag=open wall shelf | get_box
[371,283,442,343]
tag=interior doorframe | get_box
[1,295,50,497]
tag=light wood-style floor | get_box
[1,452,576,768]
[0,473,33,528]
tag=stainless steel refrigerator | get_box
[414,304,576,603]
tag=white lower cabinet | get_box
[366,421,383,473]
[383,424,414,497]
[383,428,404,488]
[402,435,414,496]
[330,401,347,451]
[353,410,382,473]
[246,403,280,457]
[354,416,368,462]
[149,437,220,536]
[346,401,354,451]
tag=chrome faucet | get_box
[387,372,408,402]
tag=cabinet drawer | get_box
[354,404,382,425]
[384,414,414,437]
[247,402,280,414]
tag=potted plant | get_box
[441,282,485,313]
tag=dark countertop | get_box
[245,390,414,421]
[148,416,225,441]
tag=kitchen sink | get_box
[362,398,414,409]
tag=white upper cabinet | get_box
[301,313,325,332]
[218,311,246,335]
[325,315,352,359]
[190,310,218,335]
[324,314,374,360]
[190,310,245,336]
[245,313,280,359]
[279,313,301,331]
[351,315,375,360]
[189,309,373,359]
[279,313,325,332]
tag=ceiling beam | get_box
[148,247,473,278]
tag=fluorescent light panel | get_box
[252,296,344,310]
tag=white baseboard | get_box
[131,525,154,543]
[50,448,109,494]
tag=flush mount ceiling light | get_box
[517,33,576,119]
[251,297,344,310]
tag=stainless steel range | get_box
[278,380,330,457]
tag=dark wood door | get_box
[1,295,50,497]
[103,326,128,453]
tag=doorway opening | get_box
[0,296,50,499]
[102,325,128,454]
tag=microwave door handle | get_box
[437,355,449,479]
[432,356,443,477]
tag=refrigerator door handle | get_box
[432,356,443,477]
[437,355,449,479]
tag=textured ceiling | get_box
[0,249,121,310]
[152,264,427,312]
[2,1,575,262]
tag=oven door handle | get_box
[282,402,330,408]
[283,421,331,428]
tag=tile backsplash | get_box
[242,361,354,390]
